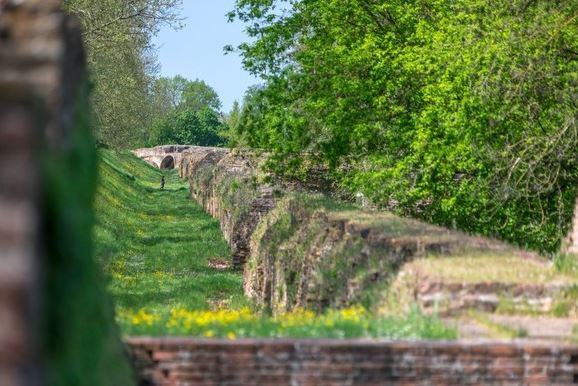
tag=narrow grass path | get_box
[94,150,248,335]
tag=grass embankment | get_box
[94,150,248,332]
[94,150,455,339]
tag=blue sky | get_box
[153,1,260,112]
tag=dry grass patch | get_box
[407,253,574,285]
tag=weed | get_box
[554,253,578,276]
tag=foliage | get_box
[554,252,578,276]
[41,88,133,385]
[117,305,456,340]
[151,76,223,115]
[222,100,242,145]
[150,75,189,116]
[181,79,223,113]
[228,0,578,253]
[94,150,248,329]
[63,0,183,148]
[147,77,226,146]
[147,107,226,146]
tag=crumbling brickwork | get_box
[173,147,560,316]
[179,148,275,268]
[0,96,42,386]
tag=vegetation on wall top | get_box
[226,0,578,254]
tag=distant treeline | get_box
[64,0,225,149]
[226,0,578,254]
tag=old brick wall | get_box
[0,1,76,384]
[0,92,42,386]
[179,147,275,268]
[127,338,578,386]
[175,147,556,315]
[0,1,134,385]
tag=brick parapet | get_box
[126,338,578,386]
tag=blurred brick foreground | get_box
[0,0,84,384]
[1,1,578,385]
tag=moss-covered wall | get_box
[180,148,275,268]
[179,147,528,315]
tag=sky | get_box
[153,1,260,113]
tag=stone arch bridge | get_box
[132,145,226,170]
[132,145,192,170]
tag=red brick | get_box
[126,339,578,386]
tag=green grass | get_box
[94,150,249,328]
[116,305,456,340]
[554,253,578,276]
[94,150,456,340]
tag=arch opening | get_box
[160,155,175,169]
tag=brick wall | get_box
[179,147,274,268]
[127,338,578,386]
[0,1,73,385]
[0,1,134,385]
[174,147,554,315]
[0,93,42,386]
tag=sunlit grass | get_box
[94,150,249,329]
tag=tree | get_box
[63,0,183,148]
[148,108,224,147]
[151,75,189,115]
[151,76,222,115]
[229,0,578,253]
[146,76,226,147]
[222,101,241,146]
[181,80,222,113]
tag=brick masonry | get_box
[127,338,578,386]
[0,98,41,386]
[0,1,79,385]
[0,1,134,385]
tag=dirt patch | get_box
[447,314,578,342]
[208,258,232,271]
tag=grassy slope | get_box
[94,150,248,333]
[93,150,455,339]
